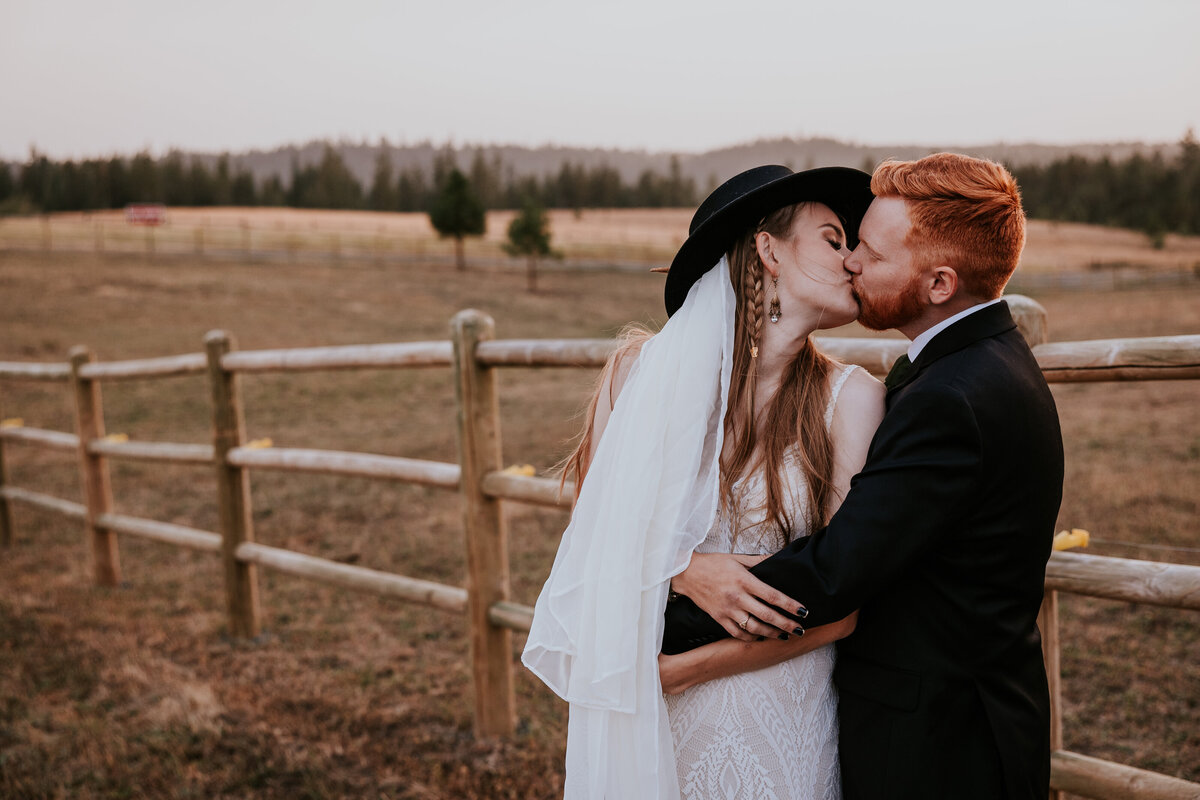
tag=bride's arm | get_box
[669,368,886,642]
[663,368,886,679]
[659,613,857,694]
[579,340,643,475]
[827,368,886,510]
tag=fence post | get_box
[451,309,516,738]
[0,430,13,549]
[69,347,120,586]
[1039,589,1063,800]
[205,330,262,639]
[1005,294,1049,347]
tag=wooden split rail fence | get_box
[1,300,1198,800]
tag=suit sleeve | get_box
[662,385,983,654]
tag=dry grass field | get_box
[0,210,1197,798]
[4,207,1200,274]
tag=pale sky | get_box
[2,0,1197,161]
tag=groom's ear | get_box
[927,266,959,305]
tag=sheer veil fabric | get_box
[522,258,736,799]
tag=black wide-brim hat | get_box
[664,165,874,316]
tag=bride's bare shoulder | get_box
[603,333,652,407]
[830,365,885,430]
[608,338,646,401]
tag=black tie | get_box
[884,354,915,390]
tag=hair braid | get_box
[744,249,765,358]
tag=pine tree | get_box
[396,167,429,212]
[106,157,131,208]
[432,145,458,193]
[0,163,12,206]
[288,147,364,209]
[189,160,216,205]
[259,175,287,207]
[469,150,503,209]
[214,155,233,206]
[161,152,190,205]
[231,168,258,206]
[0,162,27,214]
[368,152,397,211]
[504,199,558,292]
[429,168,486,271]
[128,151,161,202]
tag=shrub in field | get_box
[504,199,559,292]
[429,168,486,271]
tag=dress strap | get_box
[824,363,860,430]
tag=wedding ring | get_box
[739,614,750,630]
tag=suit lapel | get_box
[887,301,1019,394]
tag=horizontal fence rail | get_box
[1046,551,1200,610]
[480,472,573,509]
[78,353,208,381]
[226,446,461,488]
[1050,750,1200,800]
[475,338,619,368]
[95,512,222,553]
[222,341,453,373]
[1035,334,1200,382]
[86,439,215,464]
[0,426,80,451]
[1,300,1197,796]
[5,335,1198,384]
[0,486,88,519]
[235,542,469,612]
[0,362,71,381]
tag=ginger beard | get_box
[852,270,926,332]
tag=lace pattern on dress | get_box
[664,363,861,800]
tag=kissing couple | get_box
[524,152,1065,800]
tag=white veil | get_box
[522,257,736,799]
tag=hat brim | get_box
[664,167,873,316]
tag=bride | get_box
[523,165,884,799]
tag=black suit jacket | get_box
[662,302,1064,800]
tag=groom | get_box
[662,153,1064,800]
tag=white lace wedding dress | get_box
[664,364,859,800]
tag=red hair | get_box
[871,153,1025,299]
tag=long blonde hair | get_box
[563,203,837,546]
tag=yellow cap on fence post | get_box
[1052,529,1090,551]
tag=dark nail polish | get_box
[796,607,809,619]
[793,627,805,636]
[778,633,789,641]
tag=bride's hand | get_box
[671,553,807,642]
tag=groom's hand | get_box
[672,553,808,642]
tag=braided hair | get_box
[722,203,836,547]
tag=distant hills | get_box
[178,136,1179,193]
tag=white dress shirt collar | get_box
[907,298,1003,362]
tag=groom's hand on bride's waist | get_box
[664,553,808,654]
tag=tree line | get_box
[2,132,1198,238]
[0,146,697,216]
[1009,130,1200,242]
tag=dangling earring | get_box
[768,276,781,323]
